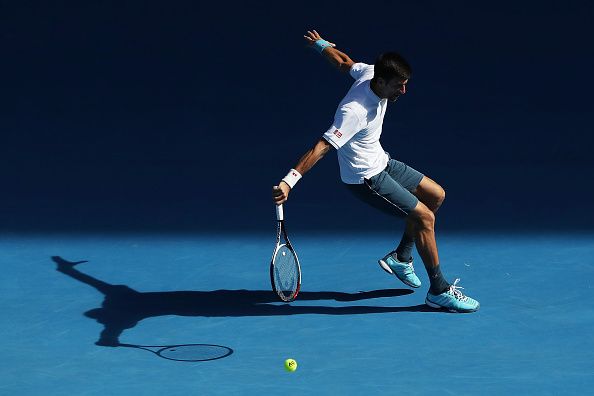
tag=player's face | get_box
[385,78,408,102]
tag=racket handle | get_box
[275,204,284,221]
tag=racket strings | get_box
[273,245,299,298]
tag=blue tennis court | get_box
[3,231,593,394]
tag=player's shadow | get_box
[51,256,443,347]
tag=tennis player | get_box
[272,30,479,313]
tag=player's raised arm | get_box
[272,138,332,205]
[303,30,355,73]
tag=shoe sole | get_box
[425,298,480,313]
[378,259,421,288]
[378,259,394,275]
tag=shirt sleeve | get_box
[349,62,373,80]
[322,105,366,149]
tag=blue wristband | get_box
[312,39,331,54]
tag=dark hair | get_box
[373,52,412,82]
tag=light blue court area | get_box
[2,232,594,395]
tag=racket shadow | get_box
[52,256,446,348]
[117,343,233,362]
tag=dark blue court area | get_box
[2,232,593,394]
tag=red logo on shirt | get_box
[334,129,342,138]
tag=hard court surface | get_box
[2,232,593,395]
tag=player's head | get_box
[372,52,411,102]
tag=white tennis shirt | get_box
[322,63,389,184]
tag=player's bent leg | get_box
[381,159,442,258]
[412,176,446,214]
[344,170,423,288]
[363,174,422,288]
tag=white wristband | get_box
[281,169,302,189]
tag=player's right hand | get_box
[272,183,291,205]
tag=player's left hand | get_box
[303,30,336,48]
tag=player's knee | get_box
[409,201,435,229]
[435,187,445,208]
[425,186,445,212]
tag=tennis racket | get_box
[270,204,302,302]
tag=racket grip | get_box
[275,204,284,221]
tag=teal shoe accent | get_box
[378,253,421,288]
[425,279,480,313]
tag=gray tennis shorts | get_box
[345,155,424,218]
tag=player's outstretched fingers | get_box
[304,30,336,48]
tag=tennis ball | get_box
[284,358,297,372]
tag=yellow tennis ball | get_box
[284,358,297,372]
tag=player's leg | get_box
[345,171,422,288]
[384,160,446,264]
[407,202,479,312]
[349,179,440,292]
[382,158,425,262]
[406,201,444,292]
[394,176,444,261]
